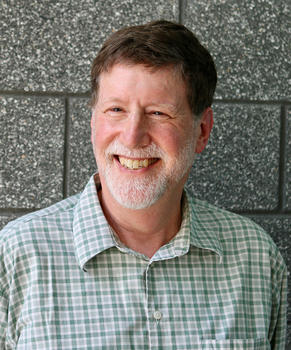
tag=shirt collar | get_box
[73,174,116,271]
[186,190,223,260]
[73,174,223,271]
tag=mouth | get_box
[115,155,159,170]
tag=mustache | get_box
[105,140,165,159]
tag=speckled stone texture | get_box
[186,103,280,211]
[1,0,178,93]
[0,96,65,208]
[68,98,96,195]
[184,0,290,101]
[286,108,291,209]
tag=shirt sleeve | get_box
[0,225,14,350]
[270,258,288,349]
[0,290,9,349]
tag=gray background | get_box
[0,0,290,346]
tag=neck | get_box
[98,185,184,258]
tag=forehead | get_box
[98,63,188,103]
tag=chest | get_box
[8,250,271,349]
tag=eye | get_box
[150,111,170,119]
[105,107,124,117]
[111,107,122,112]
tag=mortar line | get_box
[241,213,291,219]
[1,89,290,106]
[0,208,36,215]
[178,0,185,24]
[278,104,287,211]
[213,99,291,106]
[0,90,90,98]
[63,97,71,199]
[234,211,291,217]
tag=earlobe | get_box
[195,107,213,154]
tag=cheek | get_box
[155,128,190,156]
[92,118,119,150]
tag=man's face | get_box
[91,64,208,209]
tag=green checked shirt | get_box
[0,174,287,349]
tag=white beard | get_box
[97,133,196,210]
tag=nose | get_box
[119,112,151,148]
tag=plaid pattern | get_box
[0,174,287,349]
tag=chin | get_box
[106,175,168,210]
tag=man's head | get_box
[91,20,217,119]
[90,21,216,210]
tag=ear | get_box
[195,107,213,154]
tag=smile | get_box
[117,156,159,170]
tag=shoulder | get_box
[189,195,270,242]
[188,195,287,271]
[0,194,80,256]
[0,194,82,300]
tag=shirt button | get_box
[153,310,162,320]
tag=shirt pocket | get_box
[200,338,270,349]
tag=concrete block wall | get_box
[1,0,290,346]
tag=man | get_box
[0,20,287,349]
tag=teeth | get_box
[126,159,133,168]
[119,156,156,169]
[132,160,139,169]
